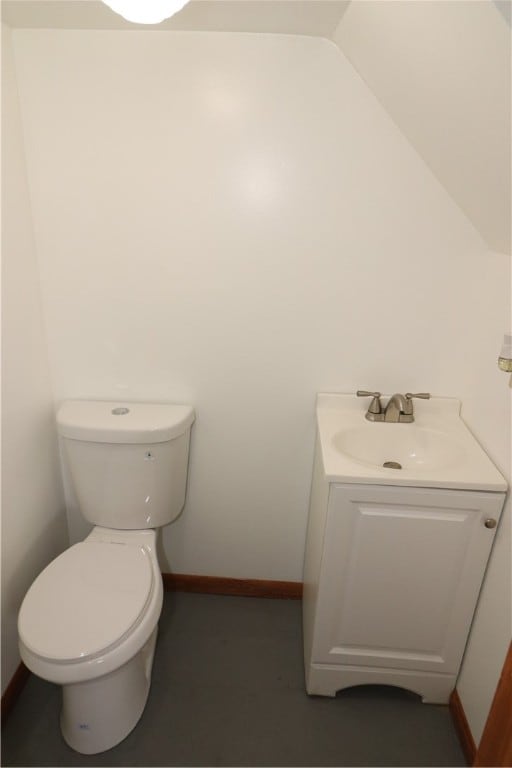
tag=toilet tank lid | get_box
[57,400,195,444]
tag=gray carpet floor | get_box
[2,591,466,767]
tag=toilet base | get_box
[60,627,158,754]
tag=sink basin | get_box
[316,393,507,490]
[332,425,464,471]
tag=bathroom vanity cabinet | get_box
[303,443,506,703]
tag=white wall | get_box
[457,490,511,744]
[11,30,509,588]
[1,23,69,694]
[333,0,511,255]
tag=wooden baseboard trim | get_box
[449,688,477,766]
[1,662,30,726]
[162,573,303,600]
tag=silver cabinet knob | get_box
[484,519,497,529]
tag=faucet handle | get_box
[405,392,431,400]
[357,390,382,414]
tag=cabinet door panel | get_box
[312,485,503,674]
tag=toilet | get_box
[18,400,195,755]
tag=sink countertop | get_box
[317,393,507,492]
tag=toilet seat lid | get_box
[18,542,153,663]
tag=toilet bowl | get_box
[18,400,194,754]
[19,527,163,754]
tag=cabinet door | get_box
[312,484,504,674]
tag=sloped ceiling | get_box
[333,1,511,255]
[3,0,510,254]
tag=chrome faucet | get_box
[356,391,431,423]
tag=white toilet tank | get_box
[57,400,195,529]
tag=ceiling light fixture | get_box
[101,0,190,24]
